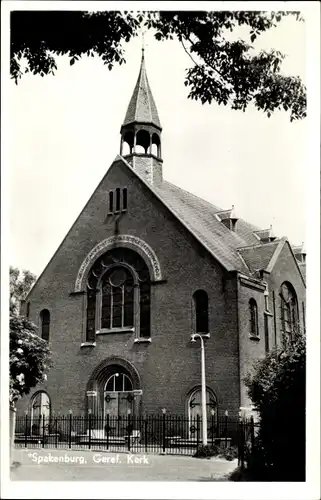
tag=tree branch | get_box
[182,35,227,83]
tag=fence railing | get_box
[14,413,244,456]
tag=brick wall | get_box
[16,159,241,418]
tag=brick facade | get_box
[16,54,306,423]
[17,161,242,417]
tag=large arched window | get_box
[86,248,151,342]
[193,290,209,333]
[40,309,50,341]
[249,299,259,337]
[280,282,299,342]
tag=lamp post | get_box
[191,333,210,445]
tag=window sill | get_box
[249,335,260,342]
[80,342,96,348]
[96,327,134,335]
[134,338,152,344]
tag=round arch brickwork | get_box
[74,235,162,292]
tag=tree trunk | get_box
[10,404,17,464]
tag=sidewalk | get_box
[11,448,238,481]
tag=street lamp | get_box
[191,333,210,446]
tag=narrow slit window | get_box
[193,290,209,334]
[40,309,50,341]
[109,191,114,213]
[115,188,121,212]
[122,188,127,211]
[249,299,259,337]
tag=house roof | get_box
[122,50,161,129]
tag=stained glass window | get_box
[85,248,151,340]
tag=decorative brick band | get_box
[74,235,162,292]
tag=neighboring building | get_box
[17,50,306,426]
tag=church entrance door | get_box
[104,372,134,436]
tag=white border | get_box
[1,1,320,499]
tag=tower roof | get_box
[122,50,161,129]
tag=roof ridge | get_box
[238,240,281,251]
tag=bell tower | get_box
[120,48,163,186]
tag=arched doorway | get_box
[30,391,51,435]
[104,371,134,418]
[86,357,142,417]
[187,387,217,439]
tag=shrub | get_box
[218,446,238,461]
[193,444,219,458]
[244,334,306,481]
[194,444,238,461]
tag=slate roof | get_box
[238,241,280,274]
[117,54,303,279]
[118,154,276,275]
[153,180,273,274]
[122,51,161,129]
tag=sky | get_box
[7,9,308,277]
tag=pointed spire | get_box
[122,49,161,129]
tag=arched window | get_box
[151,133,160,157]
[193,290,209,333]
[136,129,150,154]
[30,391,51,435]
[280,282,299,342]
[86,248,151,342]
[105,373,133,392]
[249,299,259,337]
[40,309,50,341]
[188,387,217,438]
[121,130,134,156]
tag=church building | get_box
[17,49,306,426]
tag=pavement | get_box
[10,448,238,481]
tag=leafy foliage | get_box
[9,266,51,406]
[10,315,52,405]
[244,333,306,481]
[10,266,36,314]
[194,443,238,460]
[10,10,306,121]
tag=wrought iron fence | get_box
[237,416,258,468]
[14,413,242,456]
